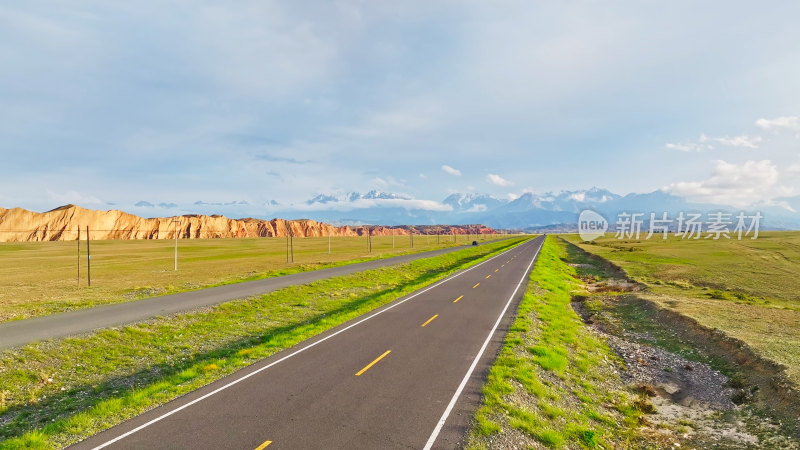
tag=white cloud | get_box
[755,116,800,131]
[486,173,513,186]
[701,133,762,149]
[663,160,785,207]
[570,192,586,202]
[507,193,520,201]
[441,165,462,176]
[666,133,761,151]
[665,142,710,152]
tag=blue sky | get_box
[1,1,799,217]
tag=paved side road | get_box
[0,241,512,350]
[72,236,544,450]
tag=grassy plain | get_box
[467,237,644,449]
[0,238,527,449]
[0,233,505,322]
[562,232,800,387]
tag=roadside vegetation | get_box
[466,236,646,449]
[468,235,800,448]
[0,238,526,449]
[0,234,508,322]
[563,232,800,396]
[560,235,799,447]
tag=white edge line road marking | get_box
[422,237,542,450]
[90,239,533,449]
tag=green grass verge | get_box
[466,236,644,449]
[0,237,528,449]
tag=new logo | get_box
[578,210,608,241]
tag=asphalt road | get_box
[0,242,502,350]
[71,236,544,450]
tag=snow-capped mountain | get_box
[270,188,799,229]
[306,190,412,205]
[501,187,621,213]
[442,193,508,213]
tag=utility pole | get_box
[410,228,414,248]
[172,218,180,271]
[368,227,372,253]
[328,230,331,255]
[86,226,91,287]
[285,221,293,263]
[77,226,80,287]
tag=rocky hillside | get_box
[0,205,497,242]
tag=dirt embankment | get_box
[623,298,800,422]
[0,205,498,242]
[565,239,800,447]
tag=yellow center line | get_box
[485,274,491,279]
[501,264,505,267]
[421,314,439,327]
[356,350,392,376]
[494,269,499,272]
[473,282,480,289]
[254,440,272,450]
[453,295,464,303]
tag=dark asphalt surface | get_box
[71,236,544,450]
[0,243,497,350]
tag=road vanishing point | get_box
[71,236,544,449]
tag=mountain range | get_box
[270,187,800,230]
[0,205,498,243]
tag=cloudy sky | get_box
[1,1,799,217]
